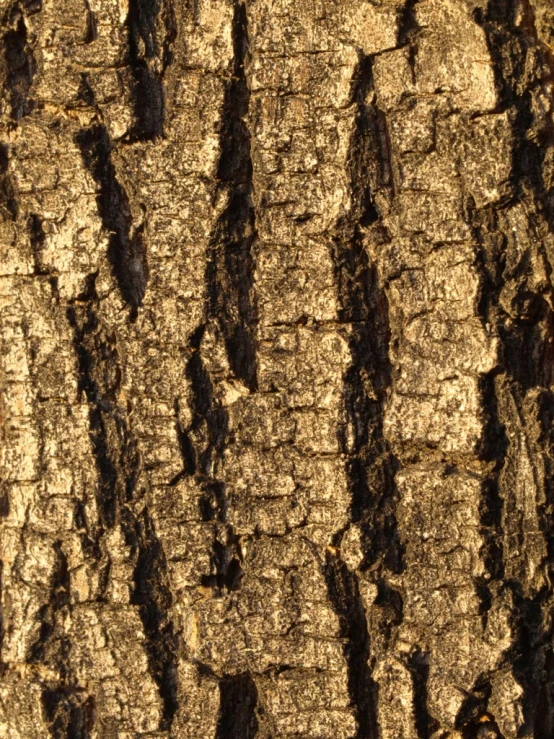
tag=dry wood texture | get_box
[1,0,554,737]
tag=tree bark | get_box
[1,0,554,737]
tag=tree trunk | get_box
[1,0,554,737]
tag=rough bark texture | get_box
[1,0,554,737]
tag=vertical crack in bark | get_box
[125,509,179,729]
[325,553,378,739]
[324,53,403,739]
[76,124,149,314]
[0,142,18,220]
[397,0,420,79]
[186,0,256,596]
[127,0,177,141]
[209,0,258,392]
[467,200,508,624]
[454,675,506,739]
[67,290,120,531]
[2,0,40,122]
[476,0,554,206]
[186,331,243,593]
[331,54,403,576]
[215,672,259,739]
[41,690,96,739]
[407,650,439,739]
[83,0,97,44]
[27,542,96,738]
[470,4,554,730]
[67,278,178,729]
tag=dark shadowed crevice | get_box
[209,0,258,392]
[67,283,121,530]
[331,53,403,577]
[463,0,554,713]
[504,588,551,737]
[407,650,439,739]
[67,281,179,729]
[76,124,149,314]
[27,541,70,667]
[475,0,554,208]
[0,561,4,665]
[0,142,18,220]
[324,553,378,739]
[325,52,403,739]
[454,675,506,739]
[126,0,177,140]
[184,0,255,596]
[464,200,508,626]
[397,0,420,78]
[83,0,97,44]
[42,690,96,739]
[535,642,554,739]
[215,672,259,739]
[185,333,244,594]
[26,542,97,739]
[2,1,40,121]
[169,397,197,485]
[126,509,179,729]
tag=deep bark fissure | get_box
[215,672,259,739]
[209,0,258,392]
[126,509,179,729]
[76,124,149,313]
[187,0,256,596]
[468,200,508,622]
[469,6,554,729]
[0,142,18,220]
[27,543,96,739]
[41,689,95,739]
[83,0,97,44]
[186,335,243,593]
[407,650,439,739]
[397,0,420,77]
[27,212,46,274]
[331,54,403,576]
[467,198,554,732]
[67,282,178,729]
[2,1,39,122]
[454,676,506,739]
[324,53,403,739]
[476,0,554,207]
[325,554,379,739]
[127,0,176,140]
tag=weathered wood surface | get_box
[1,0,554,736]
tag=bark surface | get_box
[1,0,554,737]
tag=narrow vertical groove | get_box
[325,52,403,739]
[0,142,18,220]
[325,554,378,739]
[331,54,403,577]
[215,672,259,739]
[126,509,179,728]
[2,0,40,122]
[127,0,177,140]
[76,124,149,314]
[186,0,256,596]
[186,332,243,593]
[407,650,438,739]
[471,4,554,734]
[397,0,420,79]
[209,0,258,391]
[67,276,178,729]
[27,542,96,738]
